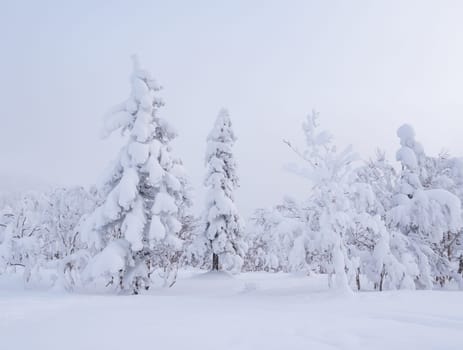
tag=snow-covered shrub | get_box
[0,187,96,288]
[388,124,463,288]
[244,198,306,273]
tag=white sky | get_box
[1,0,463,215]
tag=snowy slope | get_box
[1,272,462,350]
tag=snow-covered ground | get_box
[1,271,462,350]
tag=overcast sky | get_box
[1,0,463,215]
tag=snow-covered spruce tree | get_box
[201,109,245,272]
[388,124,463,288]
[81,56,191,293]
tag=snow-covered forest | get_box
[1,57,462,294]
[3,2,463,349]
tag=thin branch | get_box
[8,263,25,268]
[28,226,41,237]
[283,139,316,167]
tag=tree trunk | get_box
[447,232,451,259]
[379,264,385,291]
[356,268,361,291]
[212,253,219,271]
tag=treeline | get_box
[1,56,462,294]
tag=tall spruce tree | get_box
[203,109,245,272]
[81,56,191,293]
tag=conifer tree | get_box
[202,109,245,272]
[82,56,191,292]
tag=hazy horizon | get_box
[1,0,463,215]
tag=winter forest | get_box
[3,2,463,350]
[2,56,463,294]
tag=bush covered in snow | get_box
[0,187,96,289]
[246,116,463,291]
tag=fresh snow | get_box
[1,271,462,350]
[1,57,463,350]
